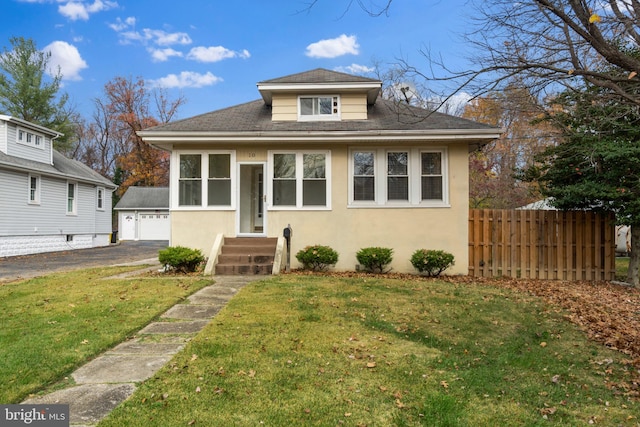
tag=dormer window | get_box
[17,127,45,149]
[298,96,340,121]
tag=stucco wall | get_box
[169,142,470,275]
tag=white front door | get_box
[237,163,266,235]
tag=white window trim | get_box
[348,147,449,208]
[96,187,105,211]
[268,150,332,211]
[171,150,236,210]
[66,181,77,215]
[17,127,45,150]
[297,95,341,122]
[28,174,41,205]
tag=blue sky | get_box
[2,0,472,120]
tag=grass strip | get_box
[0,266,211,403]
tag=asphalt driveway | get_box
[0,241,168,282]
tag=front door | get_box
[238,163,266,235]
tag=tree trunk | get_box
[626,225,640,286]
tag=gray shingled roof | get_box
[144,97,497,134]
[114,187,169,210]
[258,68,381,84]
[0,150,116,188]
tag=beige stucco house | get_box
[138,69,501,274]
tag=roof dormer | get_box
[257,68,382,122]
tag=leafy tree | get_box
[463,85,557,208]
[95,76,185,195]
[0,37,75,151]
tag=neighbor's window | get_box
[179,154,202,206]
[17,127,45,149]
[28,175,40,204]
[270,151,330,208]
[97,187,105,210]
[298,96,340,121]
[67,182,77,214]
[349,148,448,206]
[208,153,231,206]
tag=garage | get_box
[115,187,170,241]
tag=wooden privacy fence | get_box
[468,209,616,281]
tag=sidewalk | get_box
[22,272,263,426]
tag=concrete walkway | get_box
[22,274,263,427]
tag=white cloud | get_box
[58,0,118,21]
[334,64,374,74]
[187,46,250,63]
[142,29,192,46]
[305,34,359,58]
[149,47,183,62]
[43,41,88,81]
[148,71,223,89]
[109,16,135,32]
[110,18,192,48]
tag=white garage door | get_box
[139,213,170,240]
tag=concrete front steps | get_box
[215,237,277,275]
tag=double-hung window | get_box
[177,152,234,208]
[97,187,105,210]
[349,148,448,206]
[28,175,40,204]
[67,182,77,214]
[270,151,330,209]
[298,96,340,121]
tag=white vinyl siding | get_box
[5,123,52,164]
[0,168,111,236]
[349,147,449,207]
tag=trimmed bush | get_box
[356,247,393,273]
[410,249,455,277]
[158,246,205,273]
[296,245,339,271]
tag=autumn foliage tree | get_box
[84,76,184,196]
[463,85,558,208]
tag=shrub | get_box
[158,246,205,273]
[295,245,339,271]
[356,247,393,273]
[410,249,455,277]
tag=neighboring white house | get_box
[0,115,117,257]
[114,187,170,241]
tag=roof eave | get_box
[141,129,503,149]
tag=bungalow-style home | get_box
[138,69,502,274]
[114,187,170,241]
[0,115,116,257]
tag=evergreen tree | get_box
[0,37,75,152]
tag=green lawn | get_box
[0,267,211,403]
[98,274,638,426]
